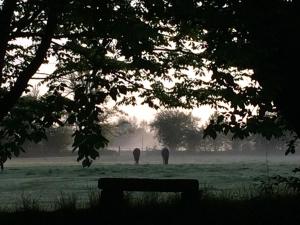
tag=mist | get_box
[15,128,300,166]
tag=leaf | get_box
[292,168,300,173]
[217,115,224,124]
[67,114,76,124]
[109,88,118,101]
[13,149,20,157]
[95,92,107,104]
[76,149,85,161]
[90,149,99,160]
[118,85,127,95]
[82,157,92,168]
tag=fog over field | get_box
[5,149,300,166]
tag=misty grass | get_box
[86,188,101,208]
[1,186,300,225]
[1,157,300,224]
[16,192,41,212]
[2,156,300,211]
[1,184,299,213]
[52,192,79,211]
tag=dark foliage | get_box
[0,0,299,166]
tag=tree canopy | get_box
[151,110,202,151]
[0,0,299,166]
[190,0,300,154]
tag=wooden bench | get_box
[98,177,200,207]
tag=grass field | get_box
[1,152,300,210]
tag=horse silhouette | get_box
[133,148,141,164]
[161,147,169,165]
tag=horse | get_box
[161,147,169,165]
[133,148,141,164]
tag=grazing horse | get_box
[161,147,169,165]
[133,148,141,164]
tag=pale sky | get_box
[30,72,214,125]
[119,104,214,124]
[29,56,215,125]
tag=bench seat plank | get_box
[98,178,199,192]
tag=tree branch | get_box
[153,47,201,56]
[10,31,97,39]
[0,0,17,82]
[13,9,42,34]
[0,3,59,121]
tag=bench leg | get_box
[181,191,201,207]
[100,190,124,209]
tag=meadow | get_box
[1,151,300,210]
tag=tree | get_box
[41,126,74,153]
[183,128,204,152]
[179,0,300,154]
[1,0,299,166]
[202,112,233,152]
[252,133,295,153]
[151,110,201,151]
[0,95,51,162]
[108,118,157,150]
[0,0,205,166]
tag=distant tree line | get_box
[21,108,298,156]
[22,126,74,156]
[150,110,298,153]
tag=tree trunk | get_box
[0,3,59,121]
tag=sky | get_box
[118,104,214,124]
[30,78,214,125]
[30,57,215,125]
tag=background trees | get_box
[107,118,159,151]
[0,0,299,165]
[151,110,202,151]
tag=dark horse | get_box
[133,148,141,164]
[161,147,169,165]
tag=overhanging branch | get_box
[0,3,59,121]
[0,0,17,82]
